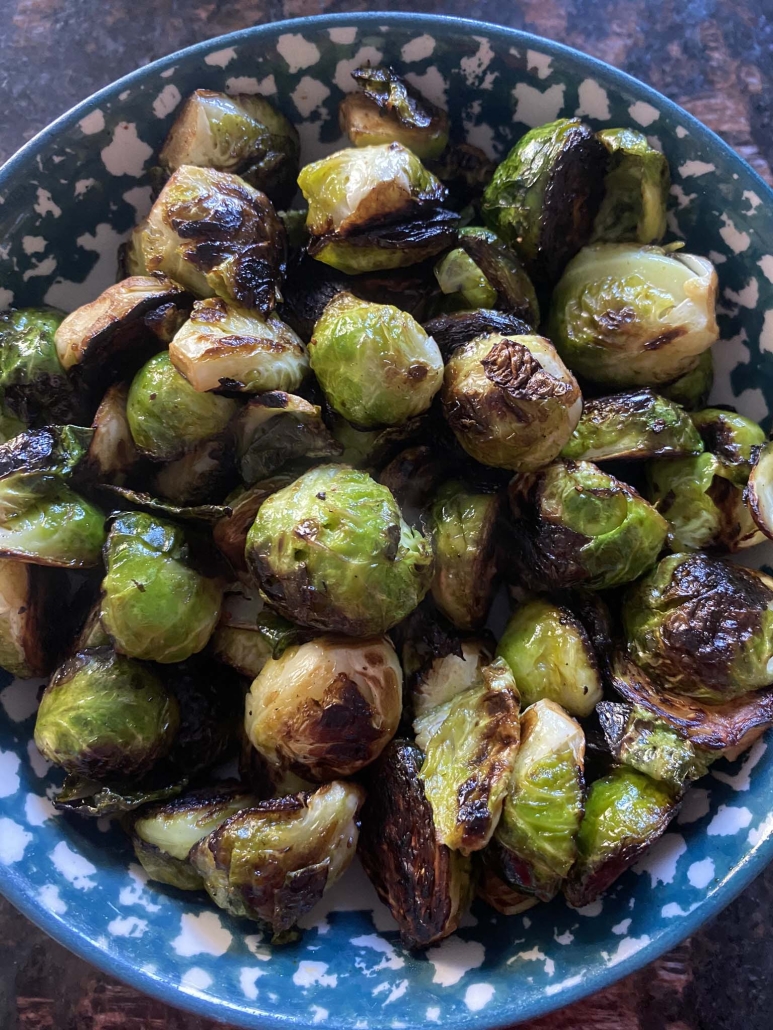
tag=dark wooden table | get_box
[2,2,773,1028]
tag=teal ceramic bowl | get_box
[1,12,773,1029]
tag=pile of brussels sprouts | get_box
[2,66,773,948]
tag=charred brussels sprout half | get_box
[442,332,581,472]
[189,781,364,936]
[339,65,449,161]
[0,307,75,424]
[127,352,238,462]
[152,437,234,506]
[246,464,433,637]
[623,552,773,702]
[310,293,443,428]
[213,474,297,574]
[509,460,667,591]
[101,511,222,664]
[592,128,670,244]
[426,142,495,209]
[410,636,493,722]
[169,298,308,395]
[660,349,713,411]
[549,244,719,387]
[128,166,286,316]
[423,309,531,359]
[359,740,472,949]
[496,598,603,717]
[481,118,608,283]
[245,635,402,780]
[691,408,765,486]
[34,646,179,780]
[81,383,140,484]
[0,561,69,677]
[158,89,300,208]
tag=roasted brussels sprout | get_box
[0,307,76,424]
[442,333,581,472]
[494,700,585,901]
[211,604,301,679]
[340,65,450,161]
[564,766,678,908]
[410,636,493,722]
[127,166,287,316]
[245,635,402,780]
[309,293,443,428]
[623,552,773,702]
[164,653,242,776]
[428,482,500,630]
[81,383,140,484]
[508,460,667,591]
[496,598,603,717]
[481,118,607,283]
[127,352,238,462]
[426,142,495,209]
[158,89,300,208]
[660,349,713,411]
[189,780,365,936]
[592,128,670,244]
[101,511,223,664]
[359,740,472,949]
[328,413,424,471]
[213,473,297,574]
[378,444,452,514]
[746,439,773,540]
[169,298,309,394]
[422,309,531,359]
[561,389,703,463]
[549,244,719,387]
[152,437,235,506]
[34,646,179,779]
[246,464,433,637]
[0,561,69,677]
[691,408,765,486]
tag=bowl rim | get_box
[1,10,773,1030]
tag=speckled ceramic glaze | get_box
[1,12,773,1030]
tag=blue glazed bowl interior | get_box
[1,13,773,1030]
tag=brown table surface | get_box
[2,1,773,1029]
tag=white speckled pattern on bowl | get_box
[1,12,773,1030]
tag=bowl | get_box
[1,11,773,1029]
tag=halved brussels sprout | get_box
[0,307,76,424]
[429,482,500,630]
[476,855,540,915]
[410,636,492,722]
[496,598,603,717]
[245,635,402,780]
[81,383,140,484]
[481,118,607,283]
[746,440,773,540]
[34,646,179,779]
[246,464,433,637]
[340,65,450,161]
[561,389,703,463]
[127,166,287,316]
[169,298,309,394]
[309,293,444,429]
[623,552,773,702]
[329,413,424,471]
[422,309,531,359]
[152,437,235,506]
[158,89,300,208]
[127,352,238,462]
[442,333,581,472]
[0,424,92,485]
[691,408,765,486]
[211,604,301,679]
[416,658,521,855]
[235,392,342,485]
[495,700,585,901]
[426,142,495,208]
[0,561,68,677]
[564,766,678,908]
[213,473,298,574]
[549,244,719,387]
[189,780,365,936]
[508,460,667,591]
[592,128,670,244]
[101,511,223,664]
[660,349,713,411]
[359,739,473,949]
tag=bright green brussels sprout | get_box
[189,780,365,937]
[81,383,140,485]
[549,244,719,387]
[564,766,678,908]
[481,118,608,283]
[428,482,500,630]
[213,473,298,574]
[101,511,223,664]
[211,606,301,680]
[496,598,603,717]
[691,407,765,486]
[442,333,581,471]
[127,166,286,316]
[169,298,309,394]
[129,784,258,890]
[246,464,433,636]
[310,293,443,429]
[34,646,179,779]
[561,388,703,463]
[435,247,497,310]
[508,460,667,591]
[127,352,238,462]
[0,560,67,677]
[339,65,450,161]
[0,307,76,424]
[359,739,473,949]
[158,89,300,208]
[660,349,713,411]
[245,635,402,780]
[494,699,585,901]
[592,128,670,244]
[416,658,521,855]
